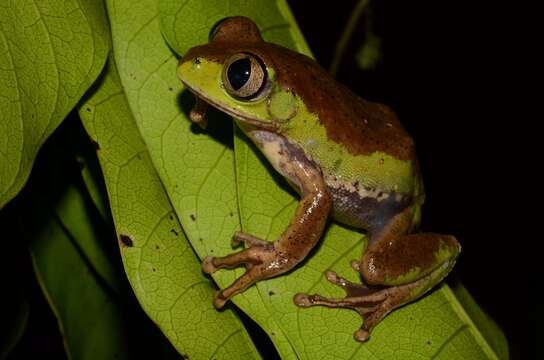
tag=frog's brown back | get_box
[264,44,415,162]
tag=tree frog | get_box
[177,16,461,342]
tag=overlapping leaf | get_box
[78,57,260,359]
[27,204,136,359]
[54,183,122,293]
[77,151,110,220]
[0,0,109,208]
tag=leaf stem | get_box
[329,0,371,77]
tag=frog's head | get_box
[177,17,300,131]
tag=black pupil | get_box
[227,58,251,90]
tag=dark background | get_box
[288,0,529,358]
[6,1,531,359]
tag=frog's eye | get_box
[223,53,268,100]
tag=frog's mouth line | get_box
[182,82,278,132]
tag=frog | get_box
[176,16,461,342]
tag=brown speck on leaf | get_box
[171,229,179,236]
[91,139,100,150]
[86,107,91,112]
[229,212,233,217]
[169,87,173,91]
[155,245,160,250]
[169,215,174,220]
[199,238,203,242]
[152,268,156,272]
[120,234,133,247]
[268,291,275,296]
[190,214,196,221]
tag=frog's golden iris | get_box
[222,53,268,100]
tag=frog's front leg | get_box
[202,131,332,308]
[295,207,461,342]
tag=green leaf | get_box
[160,0,311,57]
[78,56,260,359]
[54,182,122,293]
[106,0,297,356]
[451,281,509,359]
[22,115,180,359]
[355,32,382,71]
[0,0,110,209]
[160,0,507,359]
[76,151,110,220]
[27,207,136,360]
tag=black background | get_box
[287,0,529,358]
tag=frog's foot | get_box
[294,269,390,342]
[202,240,290,309]
[231,231,271,248]
[294,266,443,342]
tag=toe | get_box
[325,270,338,283]
[213,291,227,309]
[354,328,370,342]
[293,293,312,307]
[202,256,217,274]
[351,260,361,272]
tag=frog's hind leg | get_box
[295,208,461,342]
[295,262,451,342]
